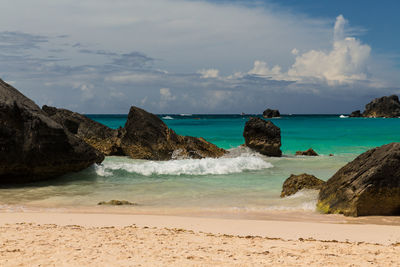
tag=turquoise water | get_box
[91,114,400,155]
[0,114,399,216]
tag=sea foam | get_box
[96,151,272,177]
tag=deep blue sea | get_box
[1,114,399,217]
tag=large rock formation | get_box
[43,105,226,160]
[262,108,280,118]
[295,148,318,156]
[42,105,123,156]
[350,95,400,118]
[317,143,400,216]
[281,173,325,198]
[243,117,282,157]
[121,106,226,160]
[363,95,400,118]
[0,79,104,184]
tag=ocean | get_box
[1,114,400,218]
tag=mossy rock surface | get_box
[318,143,400,216]
[281,173,324,198]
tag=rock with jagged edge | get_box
[243,117,282,157]
[317,143,400,216]
[281,173,325,197]
[0,79,104,184]
[43,105,123,156]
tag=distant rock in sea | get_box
[317,142,400,216]
[262,108,280,118]
[349,95,400,118]
[281,173,325,198]
[43,105,123,156]
[363,95,400,118]
[121,106,226,160]
[349,110,362,117]
[0,79,104,184]
[243,117,282,157]
[295,148,318,156]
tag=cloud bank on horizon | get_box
[0,0,399,114]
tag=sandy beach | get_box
[1,212,400,266]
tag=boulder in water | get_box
[295,148,318,156]
[42,105,123,156]
[243,117,282,157]
[262,108,280,118]
[121,106,226,160]
[0,79,104,184]
[349,110,362,117]
[317,142,400,216]
[281,173,325,197]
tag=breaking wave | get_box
[95,148,272,176]
[162,116,174,120]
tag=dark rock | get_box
[42,105,123,156]
[281,173,325,197]
[98,200,137,206]
[0,79,104,184]
[262,108,280,118]
[121,106,226,160]
[317,143,400,216]
[363,95,400,118]
[329,154,334,157]
[243,117,282,157]
[349,110,362,117]
[295,148,318,156]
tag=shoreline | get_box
[2,211,400,266]
[1,211,400,245]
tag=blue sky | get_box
[0,0,399,114]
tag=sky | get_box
[0,0,399,114]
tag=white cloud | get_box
[248,61,289,81]
[78,83,94,100]
[106,73,161,83]
[288,15,371,84]
[0,0,332,74]
[244,15,372,85]
[160,88,176,101]
[333,14,346,42]
[198,68,219,78]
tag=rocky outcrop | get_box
[121,106,226,160]
[0,79,104,184]
[243,117,282,157]
[262,108,280,118]
[42,105,123,156]
[349,110,362,117]
[317,143,400,216]
[363,95,400,118]
[295,148,318,156]
[43,105,226,160]
[352,95,400,118]
[98,200,137,206]
[281,173,325,197]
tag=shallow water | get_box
[1,114,399,218]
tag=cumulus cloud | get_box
[248,61,289,81]
[160,88,176,101]
[288,15,371,84]
[247,15,372,85]
[0,2,398,114]
[198,68,219,78]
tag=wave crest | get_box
[95,154,272,176]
